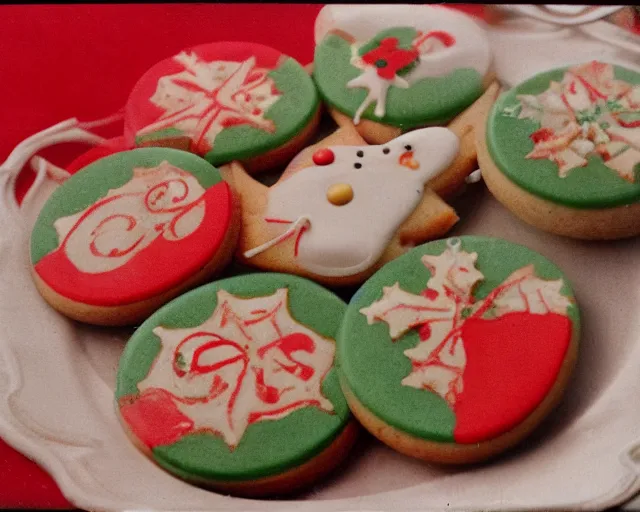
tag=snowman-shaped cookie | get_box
[223,126,461,286]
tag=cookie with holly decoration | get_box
[124,42,321,174]
[30,148,239,326]
[313,5,497,145]
[338,236,579,464]
[116,273,357,497]
[222,125,463,287]
[479,61,640,240]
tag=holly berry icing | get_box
[125,42,319,166]
[30,148,234,307]
[339,236,579,444]
[488,61,640,208]
[116,273,350,481]
[243,127,460,277]
[313,6,491,128]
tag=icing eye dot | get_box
[312,148,335,166]
[327,183,354,206]
[383,148,390,154]
[354,163,362,169]
[357,150,364,157]
[459,268,469,273]
[405,145,412,151]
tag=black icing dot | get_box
[382,148,390,154]
[405,145,412,151]
[375,59,388,68]
[356,150,364,157]
[354,162,362,169]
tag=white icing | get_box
[137,288,336,448]
[245,127,459,277]
[316,5,492,124]
[53,161,206,274]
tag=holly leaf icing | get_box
[360,241,571,407]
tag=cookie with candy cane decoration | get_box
[125,42,321,174]
[313,5,497,144]
[116,273,357,497]
[222,125,466,287]
[339,236,579,464]
[478,61,640,239]
[30,148,240,326]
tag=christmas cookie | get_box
[222,126,461,287]
[338,236,579,464]
[30,148,239,326]
[313,5,495,144]
[116,273,357,497]
[479,61,640,240]
[125,42,321,174]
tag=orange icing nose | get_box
[399,151,420,170]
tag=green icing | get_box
[30,148,221,265]
[487,65,640,209]
[313,32,484,129]
[202,58,319,165]
[115,273,350,481]
[338,236,579,443]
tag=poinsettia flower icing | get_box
[137,51,281,155]
[511,61,640,182]
[129,288,336,448]
[360,239,572,407]
[52,161,206,274]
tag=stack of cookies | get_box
[22,3,640,498]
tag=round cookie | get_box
[479,60,640,240]
[30,148,239,326]
[223,126,462,287]
[338,236,579,464]
[125,42,321,174]
[313,5,494,143]
[116,273,357,497]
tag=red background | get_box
[0,3,483,508]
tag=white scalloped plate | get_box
[1,7,640,511]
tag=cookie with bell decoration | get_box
[313,5,498,145]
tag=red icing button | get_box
[312,148,335,166]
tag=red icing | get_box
[361,37,419,80]
[422,30,456,47]
[452,311,572,444]
[120,388,194,448]
[34,182,233,307]
[124,41,284,148]
[312,148,335,166]
[66,137,131,175]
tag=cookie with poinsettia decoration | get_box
[30,148,239,326]
[116,273,357,497]
[479,61,640,240]
[313,5,495,144]
[125,42,321,174]
[222,125,465,287]
[338,236,579,464]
